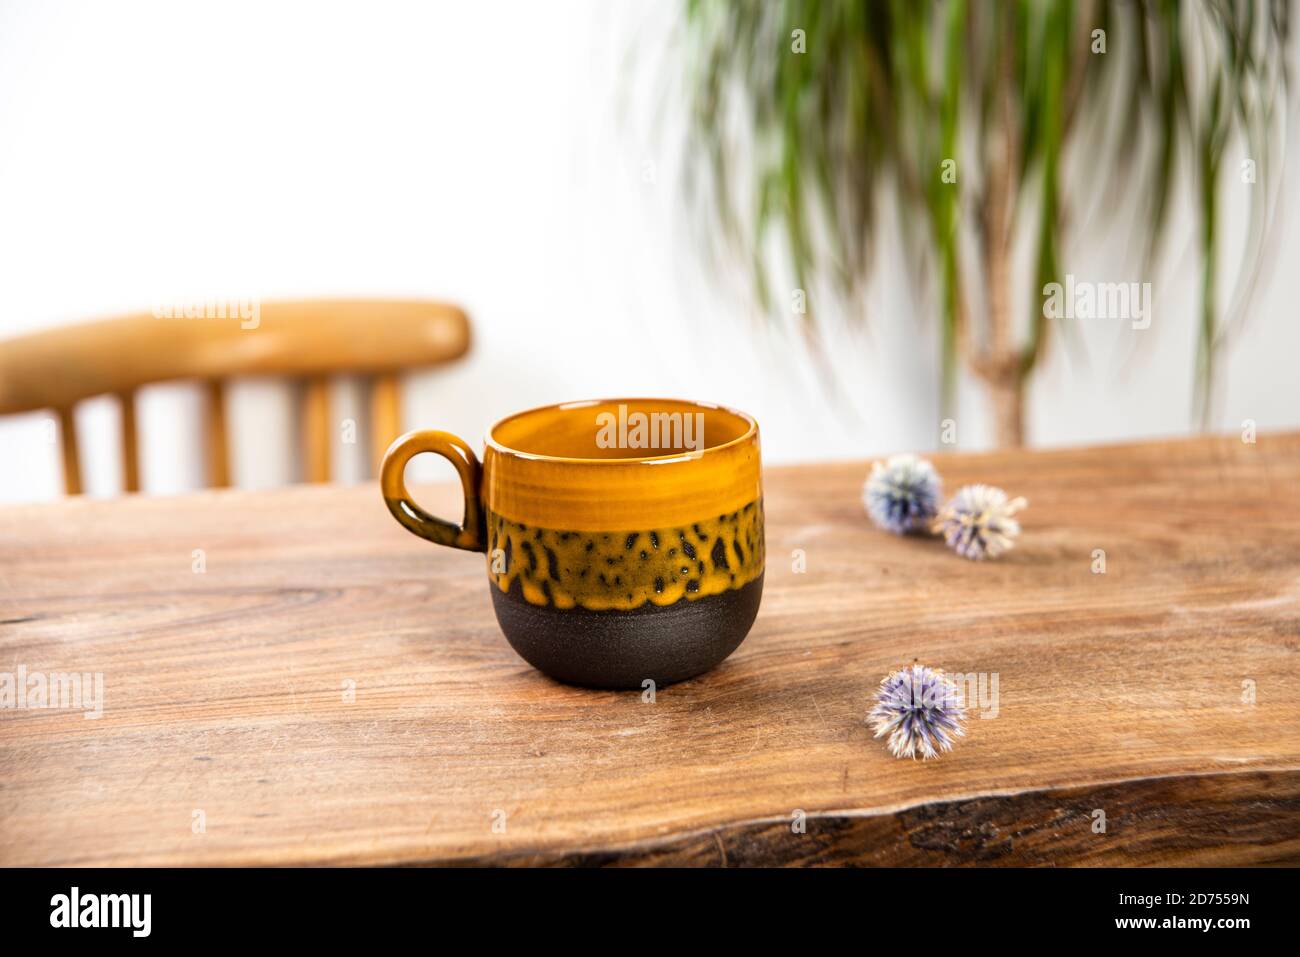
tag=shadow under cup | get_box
[382,399,764,689]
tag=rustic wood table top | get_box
[2,433,1297,866]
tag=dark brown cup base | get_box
[491,574,763,690]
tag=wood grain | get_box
[1,433,1297,866]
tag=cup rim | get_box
[484,397,758,465]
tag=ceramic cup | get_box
[380,398,764,688]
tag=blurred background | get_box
[1,0,1297,503]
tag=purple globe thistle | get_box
[862,454,941,535]
[933,484,1027,560]
[868,664,967,760]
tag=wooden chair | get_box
[0,299,471,494]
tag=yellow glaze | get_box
[482,398,761,531]
[381,398,765,609]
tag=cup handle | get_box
[380,430,485,552]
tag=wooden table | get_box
[2,433,1298,866]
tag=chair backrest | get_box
[0,299,470,494]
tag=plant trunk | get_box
[979,157,1027,447]
[988,372,1025,447]
[981,252,1026,446]
[983,230,1025,446]
[980,24,1026,449]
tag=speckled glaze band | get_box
[484,504,764,611]
[381,399,764,688]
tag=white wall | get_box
[1,0,1297,503]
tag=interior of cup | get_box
[489,398,754,461]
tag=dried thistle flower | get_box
[868,664,967,760]
[934,484,1027,560]
[863,454,941,535]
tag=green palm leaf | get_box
[680,0,1291,442]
